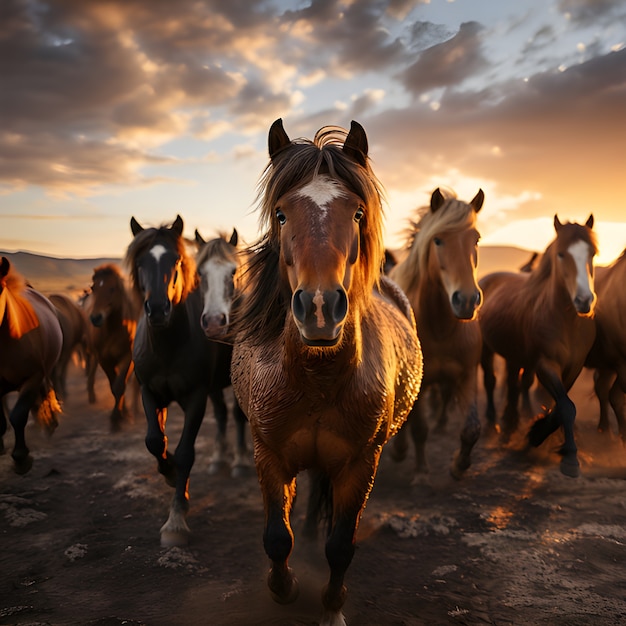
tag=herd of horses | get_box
[1,119,625,626]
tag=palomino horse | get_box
[479,215,597,477]
[0,257,63,473]
[85,264,139,430]
[49,293,91,402]
[230,119,423,626]
[194,228,250,476]
[389,187,484,481]
[585,249,626,440]
[127,214,239,546]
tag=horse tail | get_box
[305,470,333,538]
[36,385,62,435]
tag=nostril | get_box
[292,289,310,323]
[332,288,348,323]
[201,313,208,330]
[144,301,152,317]
[451,291,462,309]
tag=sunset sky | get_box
[1,0,625,264]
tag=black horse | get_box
[126,214,236,546]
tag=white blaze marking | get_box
[568,240,593,297]
[313,289,325,328]
[296,177,348,218]
[150,244,168,263]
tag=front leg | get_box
[142,388,174,485]
[9,382,40,474]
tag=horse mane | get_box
[92,263,139,322]
[195,234,237,268]
[232,125,386,346]
[124,223,198,304]
[0,263,39,338]
[392,188,478,296]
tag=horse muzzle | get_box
[89,312,105,328]
[574,293,595,316]
[291,287,348,347]
[451,289,482,320]
[201,312,228,338]
[144,299,172,328]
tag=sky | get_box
[1,0,625,265]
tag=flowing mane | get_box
[393,188,479,296]
[0,260,39,339]
[196,234,238,270]
[234,124,386,346]
[124,223,197,304]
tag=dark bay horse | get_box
[0,257,63,473]
[194,228,250,476]
[389,187,484,481]
[585,249,626,440]
[49,293,91,402]
[230,119,423,625]
[127,214,235,546]
[479,215,597,477]
[85,264,139,430]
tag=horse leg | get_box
[408,399,430,483]
[110,356,133,430]
[520,367,535,418]
[451,385,480,480]
[0,393,7,455]
[389,420,409,462]
[321,459,379,626]
[231,396,251,477]
[207,390,228,475]
[160,394,207,547]
[101,360,124,430]
[142,390,175,486]
[594,368,615,434]
[9,382,39,473]
[86,352,97,404]
[481,345,497,433]
[501,362,522,442]
[609,368,626,444]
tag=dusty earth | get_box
[2,358,626,626]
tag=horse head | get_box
[195,228,239,338]
[427,188,484,320]
[266,118,382,347]
[553,214,597,315]
[88,264,126,328]
[127,215,195,329]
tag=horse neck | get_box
[413,265,458,333]
[528,256,577,317]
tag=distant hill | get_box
[1,244,538,297]
[0,250,122,296]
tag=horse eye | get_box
[354,207,364,223]
[433,237,443,246]
[276,209,286,225]
[557,252,564,259]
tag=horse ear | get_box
[269,118,291,161]
[130,217,143,236]
[172,215,184,236]
[554,215,563,231]
[471,189,485,213]
[585,214,594,229]
[1,256,10,278]
[343,120,368,166]
[195,229,206,246]
[229,229,238,247]
[431,188,445,212]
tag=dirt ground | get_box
[2,358,626,626]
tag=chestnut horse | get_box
[230,119,423,626]
[194,228,250,476]
[585,249,626,440]
[85,264,139,430]
[479,215,597,477]
[0,257,63,473]
[49,293,91,402]
[127,215,239,546]
[389,187,484,481]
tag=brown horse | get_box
[585,249,626,440]
[85,264,139,430]
[230,119,423,625]
[0,257,63,473]
[49,293,91,402]
[389,187,484,481]
[479,215,597,477]
[194,228,250,476]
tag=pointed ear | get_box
[229,228,238,247]
[172,215,184,236]
[269,118,291,161]
[554,215,563,231]
[130,216,143,236]
[430,188,445,212]
[585,214,594,229]
[1,256,10,278]
[343,120,368,166]
[471,189,485,213]
[194,229,206,246]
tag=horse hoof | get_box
[207,462,223,476]
[13,454,34,475]
[410,472,430,487]
[389,446,407,463]
[268,568,299,604]
[231,464,252,478]
[560,456,580,478]
[160,529,190,547]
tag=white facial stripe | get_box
[200,258,233,316]
[568,240,593,294]
[296,177,348,213]
[150,244,168,263]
